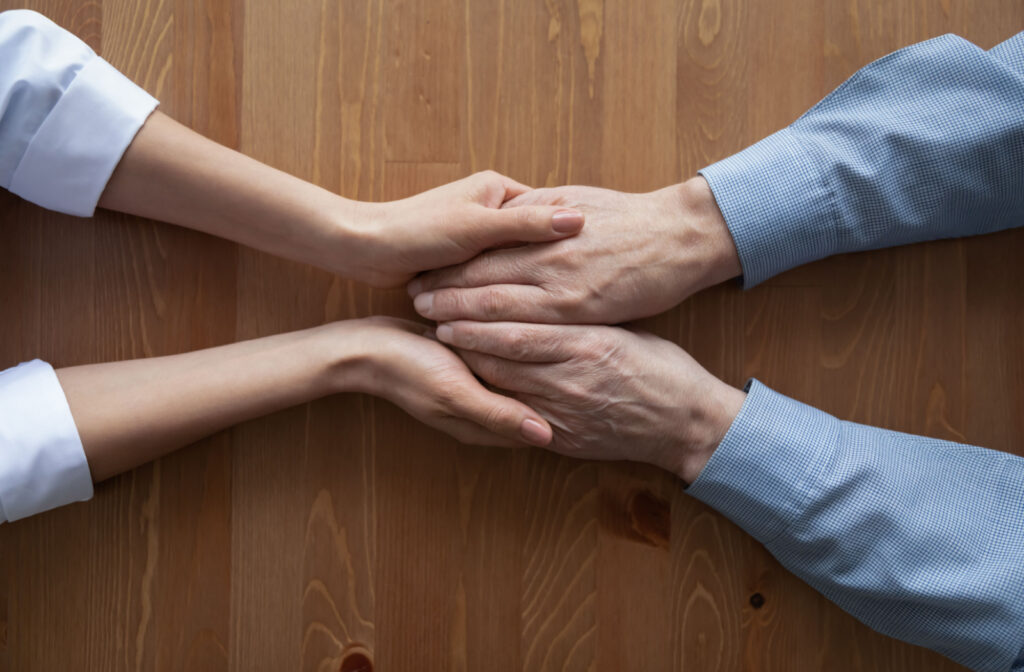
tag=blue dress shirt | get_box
[695,32,1024,672]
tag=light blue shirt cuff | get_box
[687,379,1024,672]
[686,379,839,543]
[698,129,836,289]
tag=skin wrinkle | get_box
[442,322,745,482]
[414,178,740,325]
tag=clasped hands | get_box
[353,170,746,484]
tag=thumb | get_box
[452,385,554,447]
[476,205,584,248]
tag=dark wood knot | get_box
[340,644,373,672]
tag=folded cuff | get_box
[698,128,838,288]
[9,55,157,217]
[686,379,840,544]
[0,360,93,522]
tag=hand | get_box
[407,177,741,324]
[338,317,555,447]
[433,320,746,483]
[347,171,585,288]
[100,115,583,290]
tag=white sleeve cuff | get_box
[0,359,93,522]
[8,55,157,217]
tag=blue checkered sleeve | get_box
[688,381,1024,672]
[698,31,1024,287]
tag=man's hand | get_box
[349,171,585,288]
[408,177,741,324]
[434,320,746,483]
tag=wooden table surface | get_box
[1,0,1022,670]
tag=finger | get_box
[437,321,580,363]
[497,173,532,200]
[474,204,584,249]
[455,350,555,396]
[413,285,566,323]
[501,187,563,209]
[407,247,544,296]
[446,382,553,446]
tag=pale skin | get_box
[59,111,586,482]
[410,178,749,482]
[59,318,551,482]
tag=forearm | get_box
[56,322,366,482]
[97,111,367,277]
[688,381,1024,672]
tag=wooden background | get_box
[1,0,1021,669]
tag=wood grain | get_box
[1,0,1022,670]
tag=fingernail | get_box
[414,292,434,317]
[436,324,454,343]
[520,418,551,446]
[551,209,584,234]
[407,278,423,297]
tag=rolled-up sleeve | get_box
[0,360,92,523]
[688,380,1024,672]
[0,9,157,217]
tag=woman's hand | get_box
[100,114,581,288]
[58,316,554,484]
[338,317,555,447]
[348,171,585,288]
[433,320,746,482]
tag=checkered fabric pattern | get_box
[689,382,1024,672]
[690,31,1024,672]
[699,32,1024,288]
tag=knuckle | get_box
[544,286,587,321]
[472,170,501,191]
[454,325,478,351]
[482,404,515,431]
[516,208,541,228]
[504,327,533,360]
[576,331,617,362]
[553,247,583,269]
[462,258,491,286]
[479,289,507,319]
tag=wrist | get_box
[307,319,381,397]
[675,379,746,484]
[328,200,407,287]
[673,176,742,290]
[304,193,377,278]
